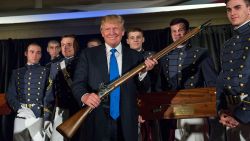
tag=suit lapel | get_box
[121,45,130,75]
[98,45,109,83]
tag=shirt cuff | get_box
[138,72,147,81]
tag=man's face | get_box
[25,44,42,64]
[87,41,100,48]
[47,43,60,59]
[61,37,75,58]
[101,22,124,48]
[226,0,250,27]
[126,31,145,51]
[170,23,188,42]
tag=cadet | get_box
[156,18,218,141]
[217,0,250,140]
[44,35,80,141]
[45,40,62,69]
[6,43,50,141]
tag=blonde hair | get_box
[100,14,125,30]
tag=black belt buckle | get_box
[226,95,241,105]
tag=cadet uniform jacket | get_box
[217,21,250,124]
[7,64,50,118]
[44,57,80,121]
[156,44,217,91]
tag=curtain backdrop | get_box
[0,24,233,141]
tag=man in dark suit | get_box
[72,14,157,141]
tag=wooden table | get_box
[138,87,216,120]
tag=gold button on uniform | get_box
[240,83,244,87]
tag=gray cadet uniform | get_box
[7,64,50,141]
[217,21,250,141]
[156,44,217,141]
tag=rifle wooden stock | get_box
[56,20,211,139]
[56,106,92,139]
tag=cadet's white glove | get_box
[44,121,53,138]
[17,105,36,118]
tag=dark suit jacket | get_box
[72,44,147,141]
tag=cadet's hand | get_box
[81,93,101,108]
[17,106,36,119]
[138,115,145,123]
[219,112,239,128]
[144,58,158,71]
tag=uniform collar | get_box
[64,56,74,64]
[51,55,62,62]
[234,20,250,35]
[25,63,40,69]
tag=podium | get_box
[0,93,11,115]
[137,87,216,120]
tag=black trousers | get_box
[102,110,123,141]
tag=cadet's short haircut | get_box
[127,27,144,37]
[170,18,190,31]
[26,43,41,51]
[87,38,102,45]
[61,34,79,53]
[225,0,250,5]
[47,40,60,48]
